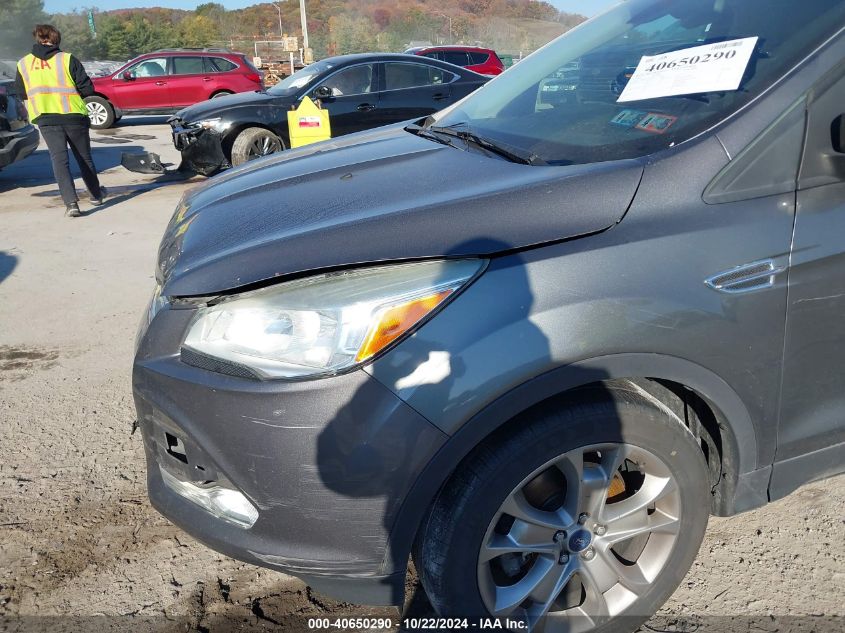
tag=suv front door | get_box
[112,57,171,110]
[774,66,845,495]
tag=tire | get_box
[230,127,285,166]
[85,96,115,129]
[211,90,233,99]
[416,383,711,633]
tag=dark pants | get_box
[40,124,102,206]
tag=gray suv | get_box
[134,0,845,630]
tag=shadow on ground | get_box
[27,172,203,216]
[0,251,17,285]
[112,116,171,128]
[0,144,147,192]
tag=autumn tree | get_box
[179,14,219,47]
[42,0,587,61]
[50,11,100,59]
[95,14,131,58]
[326,14,377,55]
[0,0,50,58]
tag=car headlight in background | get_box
[194,117,231,133]
[182,259,484,379]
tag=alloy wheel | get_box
[86,101,108,127]
[477,442,681,632]
[246,134,282,160]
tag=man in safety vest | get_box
[15,24,106,217]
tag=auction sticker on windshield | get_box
[634,112,677,134]
[617,37,758,103]
[610,109,647,127]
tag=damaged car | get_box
[169,53,489,175]
[0,66,39,171]
[137,0,845,631]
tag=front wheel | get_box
[84,96,115,129]
[416,384,711,633]
[230,127,285,166]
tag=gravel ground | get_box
[0,121,843,633]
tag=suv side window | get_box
[208,57,237,72]
[171,56,205,75]
[423,52,441,62]
[469,52,490,65]
[442,51,470,66]
[798,67,845,189]
[316,64,375,97]
[384,62,453,90]
[125,57,167,78]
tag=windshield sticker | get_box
[617,36,759,103]
[635,113,678,134]
[610,109,647,128]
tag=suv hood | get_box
[158,124,644,296]
[176,90,280,123]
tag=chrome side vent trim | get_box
[705,260,785,294]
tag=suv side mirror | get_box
[313,85,332,99]
[122,70,134,81]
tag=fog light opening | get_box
[165,432,189,464]
[160,467,258,529]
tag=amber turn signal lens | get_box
[356,290,453,362]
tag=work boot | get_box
[91,186,108,206]
[65,202,81,218]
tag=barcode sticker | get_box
[617,37,758,103]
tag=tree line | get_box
[0,0,586,61]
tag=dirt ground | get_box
[0,120,842,633]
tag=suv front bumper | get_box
[133,303,448,605]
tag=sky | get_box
[43,0,620,17]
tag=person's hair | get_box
[33,24,61,47]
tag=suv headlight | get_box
[182,259,484,379]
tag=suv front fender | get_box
[371,353,763,582]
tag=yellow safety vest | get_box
[17,52,88,122]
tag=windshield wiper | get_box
[428,123,547,166]
[405,124,460,148]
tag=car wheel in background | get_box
[416,385,711,633]
[211,90,233,99]
[230,127,285,166]
[84,96,115,129]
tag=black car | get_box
[0,66,39,171]
[170,53,490,175]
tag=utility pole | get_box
[272,2,283,38]
[299,0,309,53]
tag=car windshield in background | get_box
[431,0,845,166]
[268,60,335,94]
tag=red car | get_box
[404,46,505,76]
[85,48,263,129]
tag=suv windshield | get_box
[269,60,335,95]
[431,0,845,166]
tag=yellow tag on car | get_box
[287,96,331,148]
